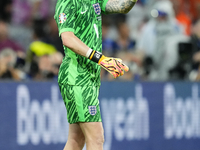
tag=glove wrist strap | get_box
[87,49,103,64]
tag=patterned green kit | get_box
[54,0,108,86]
[55,0,108,123]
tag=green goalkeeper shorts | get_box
[59,84,102,124]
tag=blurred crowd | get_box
[0,0,200,82]
[102,0,200,81]
[0,0,63,81]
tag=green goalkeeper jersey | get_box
[54,0,108,86]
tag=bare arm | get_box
[105,0,137,14]
[61,32,129,78]
[61,32,89,57]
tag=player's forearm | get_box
[61,32,89,57]
[105,0,137,14]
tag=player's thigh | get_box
[79,122,104,141]
[68,123,85,142]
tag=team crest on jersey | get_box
[93,3,101,15]
[59,13,67,23]
[88,106,97,116]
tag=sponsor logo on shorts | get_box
[88,106,97,116]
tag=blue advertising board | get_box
[0,81,200,150]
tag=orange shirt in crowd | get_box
[176,12,191,35]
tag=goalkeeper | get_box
[54,0,138,149]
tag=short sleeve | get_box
[54,0,77,36]
[99,0,109,14]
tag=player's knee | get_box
[94,135,104,145]
[77,134,85,147]
[69,134,85,148]
[87,133,104,146]
[97,134,104,145]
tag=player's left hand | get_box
[98,55,129,78]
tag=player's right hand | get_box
[98,55,129,78]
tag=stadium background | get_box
[1,0,200,150]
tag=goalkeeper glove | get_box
[87,49,129,78]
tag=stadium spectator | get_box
[26,19,57,62]
[27,52,63,80]
[135,0,185,81]
[26,19,60,80]
[8,22,33,52]
[0,20,27,77]
[37,55,55,79]
[101,14,116,57]
[28,51,63,80]
[44,17,64,55]
[114,18,136,54]
[0,20,26,73]
[126,1,148,41]
[49,51,63,78]
[170,0,192,35]
[0,21,25,58]
[190,19,200,80]
[0,48,26,80]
